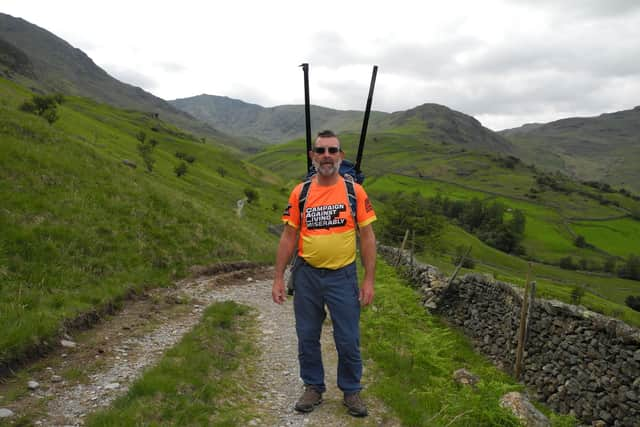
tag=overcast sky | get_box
[3,1,640,130]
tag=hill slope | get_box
[501,106,640,192]
[0,76,284,370]
[0,13,241,149]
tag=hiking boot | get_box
[294,385,323,413]
[343,392,368,417]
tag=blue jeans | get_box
[293,260,362,394]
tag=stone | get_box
[0,408,14,418]
[122,159,137,168]
[60,340,76,348]
[51,375,63,383]
[453,368,479,387]
[28,381,40,390]
[500,392,550,427]
[104,383,120,390]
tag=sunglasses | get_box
[313,146,341,154]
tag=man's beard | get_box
[313,158,342,177]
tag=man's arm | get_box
[272,224,298,304]
[358,223,376,306]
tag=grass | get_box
[361,260,577,426]
[0,77,286,368]
[85,301,258,426]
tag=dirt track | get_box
[0,266,399,426]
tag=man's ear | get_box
[308,150,314,159]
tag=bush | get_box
[137,142,155,172]
[570,286,585,305]
[452,245,474,268]
[618,254,640,281]
[625,295,640,312]
[174,162,188,177]
[559,256,576,270]
[574,235,587,248]
[19,94,62,124]
[244,188,259,204]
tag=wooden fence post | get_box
[396,229,410,266]
[514,262,532,379]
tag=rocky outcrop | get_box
[380,245,640,427]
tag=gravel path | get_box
[2,267,399,426]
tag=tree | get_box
[604,257,616,273]
[559,256,576,270]
[618,254,640,281]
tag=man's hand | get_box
[359,278,374,306]
[272,277,287,304]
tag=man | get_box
[272,130,377,417]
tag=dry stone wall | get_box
[379,245,640,427]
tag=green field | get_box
[571,218,640,257]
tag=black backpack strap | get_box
[343,175,358,225]
[298,179,312,226]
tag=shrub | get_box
[137,142,155,172]
[217,167,227,177]
[136,131,146,143]
[452,245,474,268]
[19,94,62,124]
[559,256,576,270]
[570,286,585,305]
[574,235,587,248]
[625,295,640,312]
[174,162,188,177]
[244,188,259,204]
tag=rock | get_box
[122,159,137,168]
[104,383,120,390]
[28,381,40,390]
[51,375,63,383]
[453,368,479,387]
[60,340,76,348]
[592,421,606,427]
[500,392,550,427]
[0,408,14,418]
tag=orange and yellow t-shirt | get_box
[282,176,376,269]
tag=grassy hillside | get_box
[0,76,285,369]
[250,125,640,325]
[502,107,640,193]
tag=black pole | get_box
[355,65,378,174]
[300,63,312,173]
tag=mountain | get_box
[170,95,513,154]
[0,13,237,149]
[170,94,384,145]
[501,106,640,192]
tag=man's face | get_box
[310,136,344,177]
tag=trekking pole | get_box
[300,63,312,174]
[355,65,378,174]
